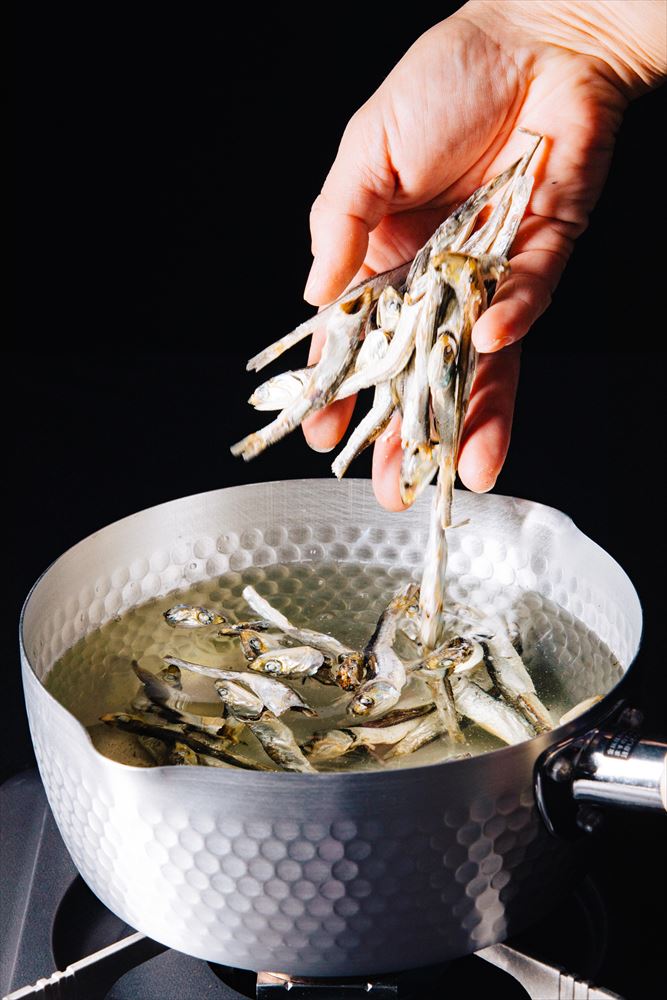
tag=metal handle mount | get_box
[536,702,667,838]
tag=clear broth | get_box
[45,561,623,771]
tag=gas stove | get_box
[2,771,637,1000]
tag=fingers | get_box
[457,344,522,492]
[371,411,409,512]
[304,112,396,306]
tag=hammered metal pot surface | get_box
[19,480,641,975]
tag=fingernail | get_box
[309,441,336,454]
[474,334,502,353]
[304,259,324,304]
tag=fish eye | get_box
[263,659,281,673]
[249,638,261,653]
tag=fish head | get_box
[399,444,438,506]
[376,285,402,333]
[347,680,400,718]
[238,629,269,661]
[159,663,182,689]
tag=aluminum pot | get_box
[19,480,666,976]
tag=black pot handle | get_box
[535,702,667,838]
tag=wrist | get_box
[466,0,667,98]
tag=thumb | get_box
[304,109,395,306]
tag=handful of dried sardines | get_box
[102,130,588,773]
[101,587,599,772]
[231,129,542,651]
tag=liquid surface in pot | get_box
[45,561,623,772]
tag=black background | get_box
[11,4,666,997]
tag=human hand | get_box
[302,0,666,509]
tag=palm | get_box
[303,13,627,507]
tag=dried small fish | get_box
[384,713,444,759]
[481,625,553,733]
[248,645,324,678]
[306,705,435,762]
[417,637,485,676]
[451,677,535,745]
[100,712,272,770]
[355,704,434,728]
[400,266,441,505]
[376,285,403,333]
[347,679,407,719]
[332,323,396,479]
[215,680,265,720]
[238,711,317,773]
[232,289,372,461]
[332,380,394,479]
[410,157,523,281]
[212,670,316,717]
[235,629,274,662]
[132,661,198,714]
[217,620,271,636]
[421,672,464,744]
[418,478,450,651]
[165,650,320,692]
[348,584,418,717]
[249,367,314,411]
[242,585,353,660]
[164,604,227,629]
[354,326,391,371]
[160,663,183,689]
[461,133,542,256]
[303,729,356,762]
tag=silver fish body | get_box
[249,367,314,411]
[248,646,324,678]
[332,380,394,480]
[349,585,418,717]
[212,669,315,717]
[239,711,317,773]
[481,627,553,733]
[421,672,464,743]
[215,680,265,719]
[450,676,535,745]
[400,267,441,505]
[384,713,444,759]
